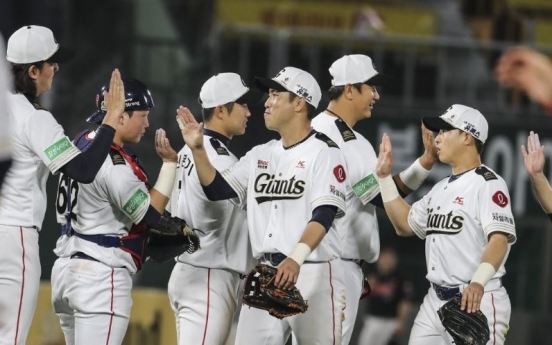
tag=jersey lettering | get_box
[425,208,464,234]
[254,173,305,203]
[56,174,79,222]
[178,153,194,176]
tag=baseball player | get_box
[521,131,552,219]
[167,73,256,344]
[376,104,516,345]
[310,54,438,345]
[177,66,348,345]
[51,78,179,345]
[0,25,125,345]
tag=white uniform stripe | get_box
[48,146,81,175]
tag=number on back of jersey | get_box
[56,173,79,222]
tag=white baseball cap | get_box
[6,25,74,64]
[422,104,489,144]
[254,67,322,108]
[329,54,391,86]
[199,72,256,109]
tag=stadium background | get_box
[1,0,551,344]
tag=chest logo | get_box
[426,208,465,235]
[296,160,306,169]
[453,196,464,205]
[254,173,306,203]
[257,159,269,170]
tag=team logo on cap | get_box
[294,85,313,103]
[462,121,480,139]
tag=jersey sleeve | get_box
[21,109,80,174]
[220,147,254,207]
[345,138,380,205]
[101,165,151,224]
[407,191,432,239]
[478,178,516,244]
[310,147,347,218]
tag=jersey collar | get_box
[203,128,231,147]
[448,166,477,183]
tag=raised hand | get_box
[102,69,125,128]
[421,123,438,163]
[376,133,393,178]
[495,47,552,107]
[176,106,204,150]
[521,131,545,176]
[155,129,178,163]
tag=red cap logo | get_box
[492,191,508,208]
[333,165,346,183]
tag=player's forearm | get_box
[383,198,415,237]
[149,161,177,213]
[394,158,432,195]
[298,222,326,252]
[189,147,216,186]
[529,172,552,213]
[149,188,170,214]
[480,233,509,271]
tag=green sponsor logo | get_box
[123,189,148,215]
[352,173,378,197]
[44,137,72,161]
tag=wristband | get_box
[399,159,431,190]
[379,175,400,202]
[288,243,312,266]
[471,262,496,287]
[153,162,177,197]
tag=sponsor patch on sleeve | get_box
[492,191,508,208]
[333,165,346,183]
[123,189,148,215]
[44,137,72,161]
[352,173,378,197]
[491,212,514,225]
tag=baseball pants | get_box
[51,256,133,345]
[234,259,346,345]
[408,285,511,345]
[0,225,40,345]
[168,262,241,345]
[340,259,364,345]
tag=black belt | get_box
[70,251,99,262]
[432,283,460,301]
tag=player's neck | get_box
[113,135,124,148]
[326,102,357,128]
[449,154,481,175]
[279,121,312,147]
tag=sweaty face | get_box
[434,129,466,164]
[34,62,59,95]
[263,90,295,131]
[227,103,251,136]
[354,84,379,120]
[122,110,150,144]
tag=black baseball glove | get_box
[437,294,490,345]
[242,264,309,319]
[145,213,201,262]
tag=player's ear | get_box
[27,65,40,81]
[293,96,306,113]
[215,105,227,119]
[121,111,130,125]
[344,84,355,100]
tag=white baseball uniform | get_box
[311,111,381,344]
[221,131,347,345]
[51,131,151,345]
[0,92,80,345]
[0,35,11,185]
[167,130,255,345]
[407,165,516,345]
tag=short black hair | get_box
[201,102,235,123]
[10,61,47,100]
[289,93,316,120]
[328,83,363,101]
[455,129,484,154]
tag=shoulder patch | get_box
[475,166,497,181]
[109,149,126,165]
[334,119,356,142]
[210,137,229,156]
[315,132,339,148]
[32,102,47,111]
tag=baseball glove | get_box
[145,213,201,262]
[242,264,309,319]
[437,294,490,345]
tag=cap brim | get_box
[422,117,456,132]
[235,89,263,106]
[365,73,392,87]
[254,77,288,93]
[86,111,105,124]
[47,45,75,63]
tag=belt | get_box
[70,251,99,262]
[432,278,503,301]
[341,258,363,265]
[261,252,324,266]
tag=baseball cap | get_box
[422,104,489,144]
[254,67,322,108]
[329,54,391,86]
[6,25,74,64]
[199,73,257,109]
